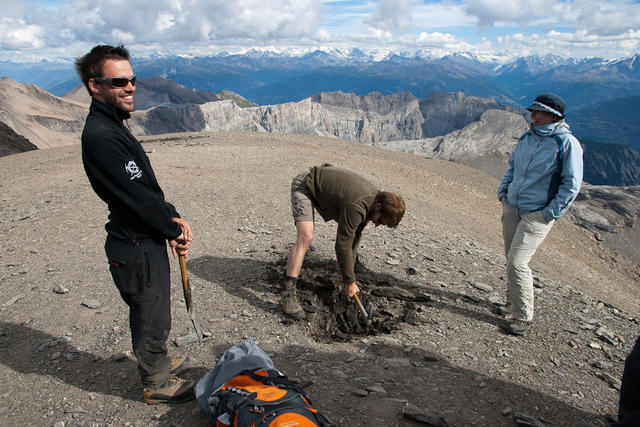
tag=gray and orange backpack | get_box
[195,340,332,427]
[209,368,331,426]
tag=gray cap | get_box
[526,93,566,118]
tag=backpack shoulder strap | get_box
[243,369,313,403]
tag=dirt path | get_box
[0,131,638,426]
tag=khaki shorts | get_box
[290,171,314,223]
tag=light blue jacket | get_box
[498,121,583,222]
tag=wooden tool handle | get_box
[353,293,368,319]
[179,254,192,307]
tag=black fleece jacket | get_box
[81,98,182,241]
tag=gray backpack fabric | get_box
[194,339,276,423]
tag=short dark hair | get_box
[375,191,405,228]
[75,44,130,96]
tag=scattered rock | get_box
[513,412,544,426]
[402,404,449,426]
[2,294,24,307]
[53,285,69,294]
[469,281,493,292]
[175,332,200,347]
[371,286,416,300]
[64,407,88,414]
[113,353,128,362]
[56,336,72,344]
[365,385,386,394]
[488,295,503,305]
[593,360,613,369]
[595,372,622,390]
[81,299,102,309]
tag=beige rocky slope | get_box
[0,131,638,426]
[0,77,87,149]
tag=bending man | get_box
[282,164,405,319]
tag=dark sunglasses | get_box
[92,75,137,88]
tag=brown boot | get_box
[169,356,192,375]
[281,282,304,319]
[143,376,195,404]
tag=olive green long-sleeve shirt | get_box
[303,164,378,283]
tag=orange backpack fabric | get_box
[211,369,331,427]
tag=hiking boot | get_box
[144,377,195,404]
[170,356,192,376]
[502,319,531,336]
[281,282,304,319]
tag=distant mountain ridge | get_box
[63,76,256,111]
[2,51,639,109]
[3,50,639,151]
[570,96,640,152]
[581,139,640,186]
[1,75,638,190]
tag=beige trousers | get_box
[501,199,555,322]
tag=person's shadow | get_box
[0,320,209,401]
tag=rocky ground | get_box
[1,131,639,426]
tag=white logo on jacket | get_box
[125,160,142,180]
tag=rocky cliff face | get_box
[377,109,528,163]
[130,90,512,146]
[568,183,640,264]
[418,91,512,138]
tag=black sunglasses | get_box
[92,75,137,88]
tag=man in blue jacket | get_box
[76,45,195,403]
[497,93,583,336]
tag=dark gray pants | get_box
[105,235,171,388]
[617,335,640,426]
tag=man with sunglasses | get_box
[76,45,195,404]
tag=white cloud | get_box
[0,0,324,50]
[411,3,476,28]
[463,0,640,37]
[365,0,420,33]
[565,0,640,36]
[464,0,557,27]
[0,17,44,49]
[497,29,640,58]
[0,0,638,60]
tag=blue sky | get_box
[1,0,639,61]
